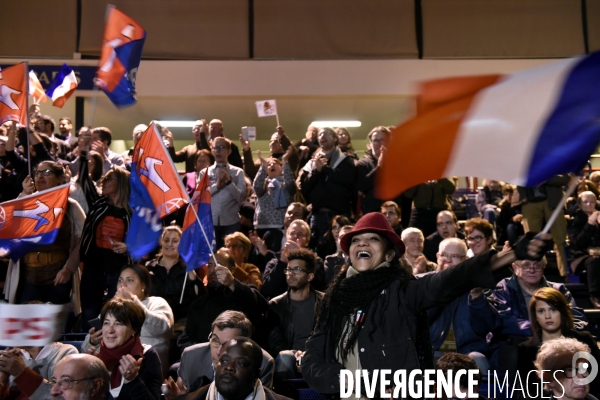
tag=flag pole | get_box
[24,61,32,177]
[540,175,579,234]
[275,114,280,127]
[179,273,188,304]
[149,122,217,303]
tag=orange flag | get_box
[0,62,28,125]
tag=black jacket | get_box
[423,231,466,263]
[303,251,500,395]
[177,383,291,400]
[298,149,355,215]
[261,253,326,300]
[267,289,325,357]
[115,347,162,400]
[178,280,268,350]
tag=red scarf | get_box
[98,335,144,389]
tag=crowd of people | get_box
[0,107,598,399]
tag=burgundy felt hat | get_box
[340,212,405,257]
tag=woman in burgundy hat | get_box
[302,212,551,396]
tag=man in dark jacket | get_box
[178,250,268,351]
[423,210,465,262]
[267,249,324,386]
[177,338,291,400]
[298,127,355,243]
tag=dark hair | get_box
[41,115,55,132]
[287,248,318,274]
[120,264,152,295]
[211,311,252,337]
[88,151,104,182]
[59,117,72,125]
[100,298,146,336]
[229,337,263,380]
[529,287,574,339]
[288,202,309,220]
[465,218,494,241]
[93,127,113,146]
[436,353,480,389]
[195,149,215,165]
[35,160,65,180]
[381,201,401,216]
[324,215,352,242]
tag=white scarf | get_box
[207,379,266,400]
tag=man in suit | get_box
[164,311,274,399]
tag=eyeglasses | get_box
[208,333,224,348]
[466,235,485,243]
[50,377,98,390]
[516,262,543,272]
[440,253,464,261]
[284,267,308,275]
[34,169,54,177]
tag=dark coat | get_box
[428,293,489,356]
[568,209,600,264]
[303,251,499,394]
[267,289,325,357]
[423,231,466,263]
[298,150,355,216]
[178,280,268,350]
[261,253,326,300]
[469,275,587,347]
[146,257,205,321]
[115,347,162,400]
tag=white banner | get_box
[255,100,277,117]
[0,303,68,346]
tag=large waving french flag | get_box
[378,52,600,199]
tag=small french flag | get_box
[45,64,78,108]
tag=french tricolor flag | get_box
[378,52,600,199]
[45,64,78,108]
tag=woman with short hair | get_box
[224,232,263,289]
[534,337,598,399]
[84,297,163,399]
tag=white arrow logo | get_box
[0,85,22,110]
[139,148,170,192]
[13,200,50,231]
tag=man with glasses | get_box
[427,239,491,375]
[424,210,465,262]
[167,311,273,398]
[267,249,324,389]
[48,354,110,400]
[469,257,586,375]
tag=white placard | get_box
[0,303,68,346]
[255,100,277,117]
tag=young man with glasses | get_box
[166,311,274,399]
[266,249,324,389]
[469,257,586,377]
